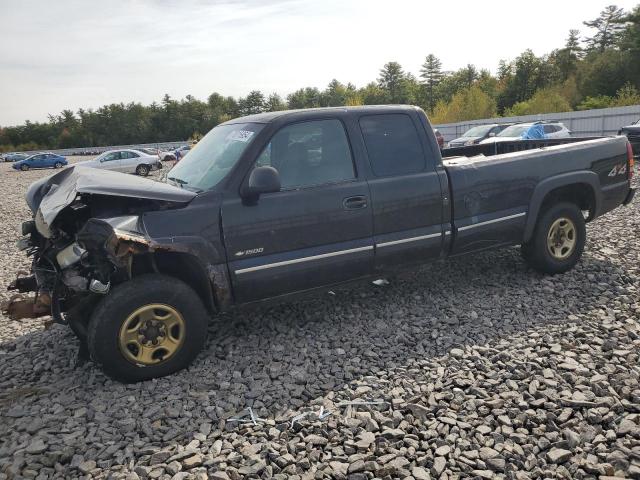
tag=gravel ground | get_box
[0,159,639,480]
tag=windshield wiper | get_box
[168,176,188,188]
[167,176,203,193]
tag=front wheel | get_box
[20,164,29,171]
[54,162,63,168]
[136,164,150,176]
[87,274,209,382]
[522,202,586,274]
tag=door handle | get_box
[343,195,368,210]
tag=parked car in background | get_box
[136,147,177,161]
[618,119,640,156]
[174,145,191,160]
[159,149,177,161]
[480,122,571,144]
[3,152,30,162]
[12,153,67,171]
[447,123,511,147]
[433,129,444,149]
[76,149,162,176]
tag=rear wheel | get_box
[87,274,209,382]
[136,164,150,176]
[522,202,586,274]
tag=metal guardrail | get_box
[7,141,189,157]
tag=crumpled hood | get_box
[27,165,196,232]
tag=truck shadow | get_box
[0,245,627,436]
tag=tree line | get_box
[2,4,639,152]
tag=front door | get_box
[99,151,122,171]
[221,118,374,303]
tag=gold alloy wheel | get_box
[118,304,185,366]
[546,217,577,260]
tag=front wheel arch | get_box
[131,251,218,314]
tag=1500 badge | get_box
[235,248,264,257]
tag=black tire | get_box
[522,202,586,274]
[20,164,29,171]
[87,274,209,382]
[54,162,63,168]
[65,295,101,344]
[136,164,150,176]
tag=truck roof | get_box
[223,105,423,124]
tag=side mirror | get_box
[241,166,281,201]
[489,132,496,137]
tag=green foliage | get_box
[577,49,634,97]
[578,82,640,109]
[505,87,572,116]
[2,4,640,150]
[431,86,496,124]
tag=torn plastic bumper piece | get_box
[1,293,51,320]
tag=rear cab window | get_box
[358,114,426,176]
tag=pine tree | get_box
[419,54,444,113]
[378,62,407,103]
[583,5,626,52]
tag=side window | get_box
[359,114,426,177]
[254,119,355,189]
[543,125,556,134]
[103,152,119,161]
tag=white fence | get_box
[433,105,640,142]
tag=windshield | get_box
[497,125,530,137]
[462,125,493,137]
[166,122,263,191]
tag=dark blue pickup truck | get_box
[3,106,636,381]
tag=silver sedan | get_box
[77,149,162,176]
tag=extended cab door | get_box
[221,118,374,303]
[357,113,447,271]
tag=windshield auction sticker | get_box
[227,130,255,142]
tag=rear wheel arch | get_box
[524,173,600,243]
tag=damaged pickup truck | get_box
[3,106,636,382]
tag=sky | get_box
[1,0,638,126]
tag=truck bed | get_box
[441,136,605,158]
[442,136,630,255]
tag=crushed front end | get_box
[1,166,196,331]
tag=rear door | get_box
[120,151,140,173]
[357,113,446,272]
[221,118,374,303]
